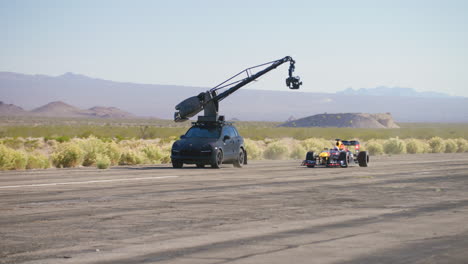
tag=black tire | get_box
[305,151,314,161]
[307,165,315,168]
[211,149,223,169]
[338,152,348,168]
[233,149,245,168]
[357,151,369,167]
[196,164,205,168]
[172,159,183,168]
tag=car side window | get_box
[222,127,229,138]
[231,127,239,137]
[227,127,237,138]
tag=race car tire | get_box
[358,151,369,167]
[305,151,314,161]
[307,164,315,168]
[338,152,348,168]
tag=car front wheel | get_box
[172,159,183,168]
[211,149,223,169]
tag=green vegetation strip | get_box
[0,136,467,171]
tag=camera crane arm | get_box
[174,56,302,122]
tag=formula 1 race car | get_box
[302,139,369,168]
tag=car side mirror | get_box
[223,135,230,141]
[180,135,186,139]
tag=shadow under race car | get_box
[302,139,369,168]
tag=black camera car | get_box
[171,117,247,169]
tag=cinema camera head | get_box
[285,59,302,89]
[286,76,302,89]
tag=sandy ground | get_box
[1,153,467,264]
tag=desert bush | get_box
[51,142,84,168]
[96,154,111,169]
[76,137,107,167]
[444,139,458,153]
[454,138,468,152]
[142,145,163,163]
[406,139,425,154]
[119,149,144,165]
[364,140,384,155]
[301,138,330,153]
[26,152,50,169]
[244,139,264,160]
[428,137,445,153]
[1,137,24,149]
[263,141,289,160]
[0,145,27,170]
[383,138,406,154]
[159,144,173,164]
[290,144,307,159]
[105,142,122,165]
[24,138,42,151]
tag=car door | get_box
[221,127,235,160]
[230,126,242,154]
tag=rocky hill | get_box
[0,101,135,118]
[279,113,400,128]
[0,101,29,116]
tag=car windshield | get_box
[185,126,221,138]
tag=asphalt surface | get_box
[1,153,468,264]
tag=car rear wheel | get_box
[172,159,183,168]
[233,149,245,168]
[357,151,369,167]
[211,149,223,169]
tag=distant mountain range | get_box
[1,71,467,122]
[0,100,135,118]
[338,86,457,98]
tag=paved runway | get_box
[1,153,468,264]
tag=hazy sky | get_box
[1,0,468,96]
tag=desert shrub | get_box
[77,137,107,167]
[1,137,24,149]
[454,138,468,152]
[263,141,289,160]
[51,142,84,168]
[96,154,111,169]
[383,138,406,155]
[428,137,445,153]
[290,144,307,159]
[444,139,458,153]
[301,138,330,153]
[244,139,264,160]
[24,138,42,151]
[364,140,384,155]
[406,139,425,154]
[119,149,144,165]
[55,136,71,143]
[0,145,27,170]
[142,145,163,163]
[105,142,122,165]
[26,152,50,169]
[159,144,173,164]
